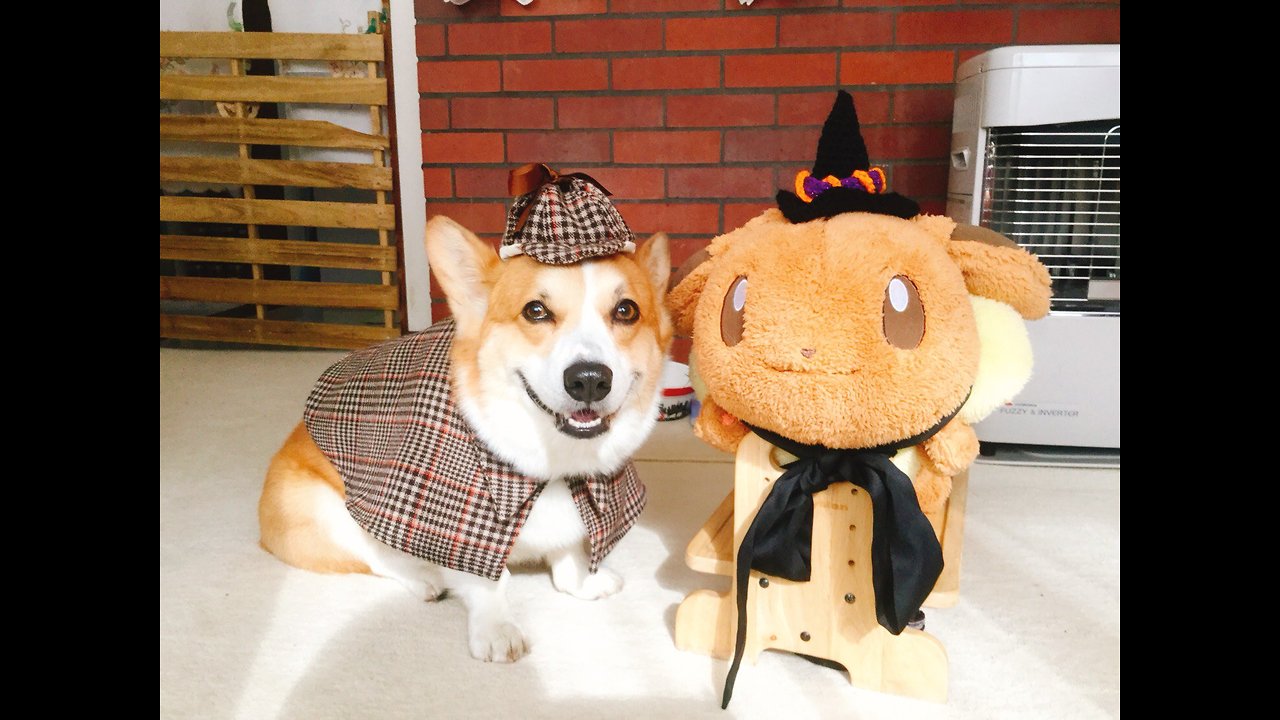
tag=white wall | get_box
[389,0,430,330]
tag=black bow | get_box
[720,408,961,709]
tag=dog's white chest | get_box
[507,478,587,564]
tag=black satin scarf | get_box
[720,404,962,709]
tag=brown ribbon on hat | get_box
[508,163,613,233]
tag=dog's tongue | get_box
[563,407,608,437]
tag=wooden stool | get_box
[674,432,966,702]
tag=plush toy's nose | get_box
[564,362,613,402]
[801,348,816,359]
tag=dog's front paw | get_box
[564,567,623,601]
[469,620,529,663]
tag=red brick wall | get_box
[415,0,1120,321]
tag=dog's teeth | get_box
[567,416,602,429]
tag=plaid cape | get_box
[303,318,647,581]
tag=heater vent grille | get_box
[982,120,1119,314]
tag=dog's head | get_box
[425,215,673,479]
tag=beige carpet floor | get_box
[159,348,1119,720]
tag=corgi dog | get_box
[259,215,672,662]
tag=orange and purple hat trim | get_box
[794,167,887,203]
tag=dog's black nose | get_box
[564,362,612,403]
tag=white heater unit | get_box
[946,45,1120,453]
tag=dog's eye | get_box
[721,276,747,347]
[522,301,554,323]
[882,275,924,349]
[612,299,640,325]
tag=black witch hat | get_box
[776,90,920,223]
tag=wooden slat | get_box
[160,31,384,62]
[159,115,388,150]
[160,156,393,190]
[161,276,398,310]
[160,235,397,271]
[160,196,396,230]
[160,314,397,350]
[160,75,386,105]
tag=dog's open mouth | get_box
[518,373,615,440]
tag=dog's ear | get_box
[635,232,670,296]
[425,215,499,333]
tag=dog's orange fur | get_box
[259,423,371,574]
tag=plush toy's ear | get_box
[667,248,714,337]
[947,224,1052,320]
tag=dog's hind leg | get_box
[260,424,372,575]
[260,423,443,601]
[439,567,529,663]
[325,509,446,602]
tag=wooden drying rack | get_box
[160,22,403,350]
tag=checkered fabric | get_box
[303,318,647,581]
[502,178,634,265]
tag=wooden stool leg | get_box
[877,629,949,702]
[924,469,968,608]
[675,589,734,659]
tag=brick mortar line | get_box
[416,9,905,25]
[421,47,984,59]
[415,3,1119,25]
[417,87,956,97]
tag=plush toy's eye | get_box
[882,275,924,349]
[612,299,640,325]
[721,276,748,346]
[522,300,554,323]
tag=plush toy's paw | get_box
[692,397,749,453]
[912,463,953,515]
[921,420,980,476]
[469,619,529,663]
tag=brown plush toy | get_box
[670,90,1052,708]
[668,94,1051,515]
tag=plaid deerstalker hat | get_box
[500,163,636,264]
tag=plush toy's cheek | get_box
[721,275,748,346]
[882,275,924,349]
[957,295,1033,424]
